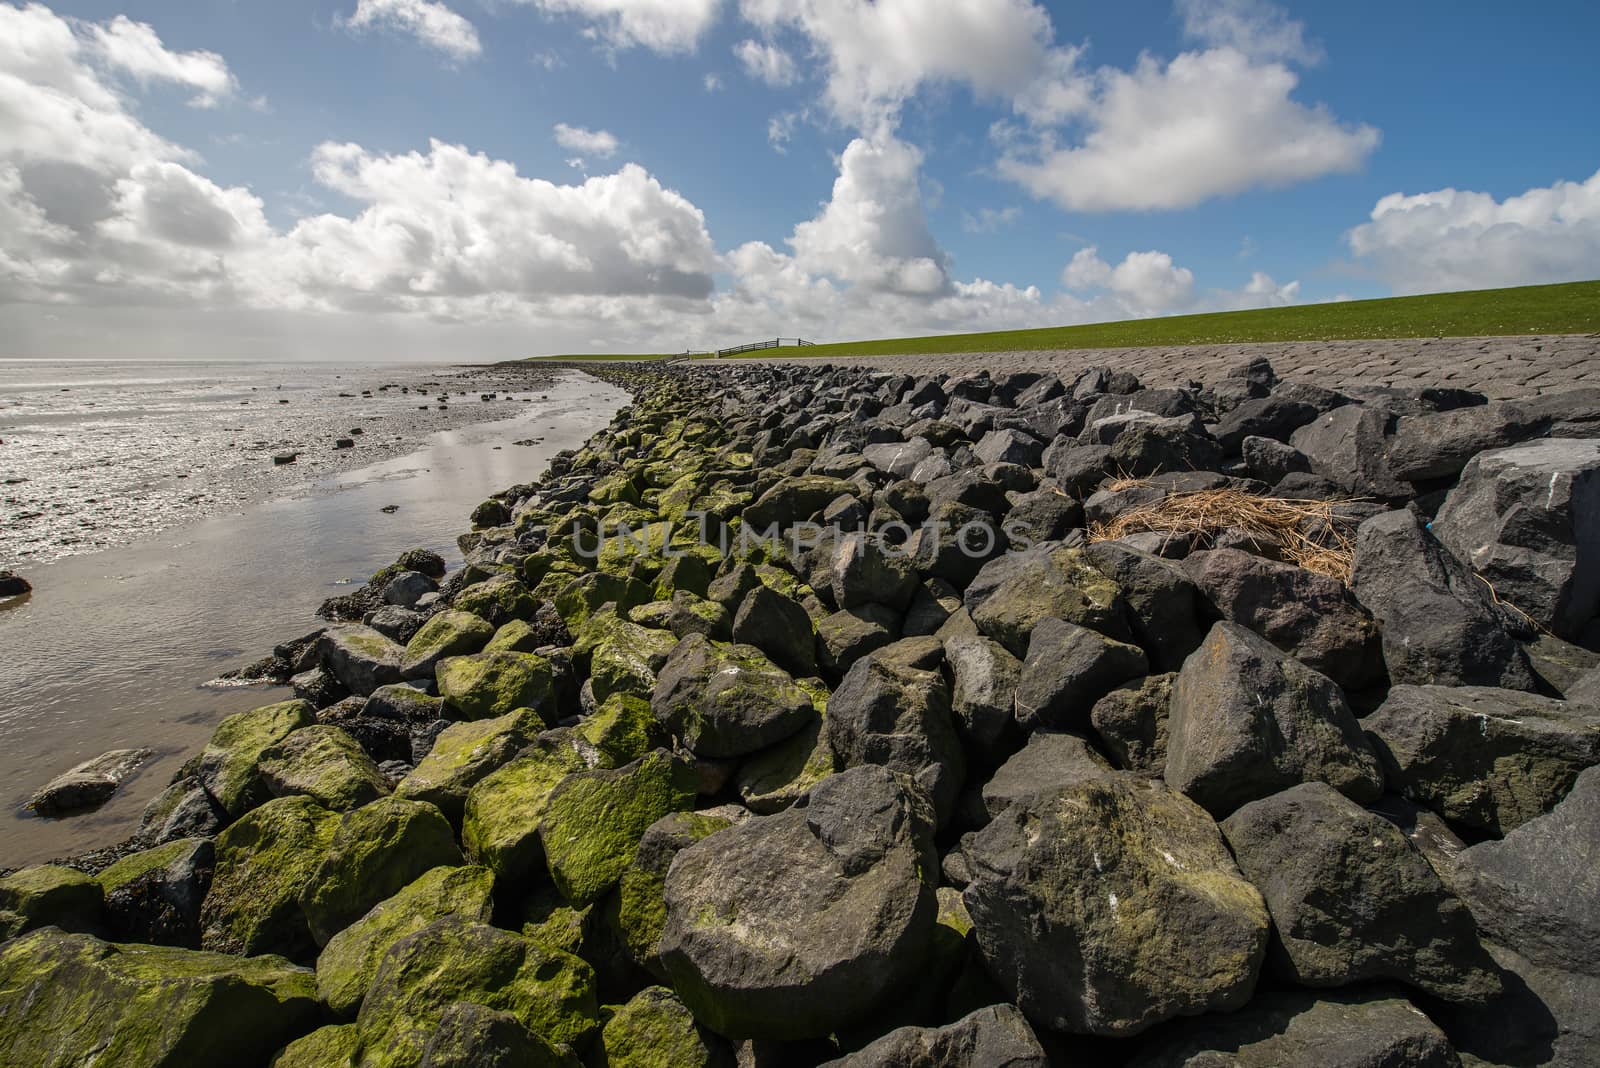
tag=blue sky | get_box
[1,0,1597,359]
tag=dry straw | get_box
[1088,486,1364,582]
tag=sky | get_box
[1,0,1597,361]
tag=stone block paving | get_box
[743,333,1600,401]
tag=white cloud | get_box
[86,15,238,107]
[1177,0,1320,64]
[703,72,723,92]
[961,205,1021,234]
[734,39,797,87]
[552,122,619,158]
[1063,247,1195,314]
[516,0,722,54]
[739,0,1053,132]
[1345,168,1600,294]
[345,0,483,61]
[767,109,804,153]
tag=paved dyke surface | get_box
[738,333,1600,400]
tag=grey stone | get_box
[1013,618,1149,731]
[821,1004,1047,1068]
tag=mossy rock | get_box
[735,698,835,816]
[0,864,102,936]
[396,707,548,822]
[269,1024,362,1068]
[365,683,445,723]
[589,471,642,507]
[453,573,539,626]
[650,635,817,759]
[553,572,650,629]
[399,611,494,679]
[652,553,714,600]
[485,619,545,654]
[971,547,1130,657]
[628,600,676,631]
[259,725,390,811]
[354,916,599,1066]
[521,885,593,961]
[416,1002,577,1067]
[612,812,732,980]
[300,797,464,947]
[316,865,496,1017]
[596,521,675,580]
[578,694,667,769]
[599,986,726,1068]
[200,794,338,960]
[590,627,679,704]
[436,650,558,722]
[0,928,319,1068]
[460,745,587,882]
[96,838,213,947]
[196,699,316,817]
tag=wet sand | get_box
[0,369,629,867]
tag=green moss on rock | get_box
[436,650,558,722]
[612,812,732,980]
[395,707,547,822]
[599,986,724,1068]
[200,794,338,960]
[460,746,587,882]
[453,573,539,625]
[269,1024,362,1068]
[0,864,102,936]
[579,693,666,769]
[399,611,494,678]
[197,698,317,817]
[258,725,390,811]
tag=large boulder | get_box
[27,747,152,817]
[258,724,390,811]
[943,635,1022,766]
[1432,439,1600,639]
[299,796,463,946]
[1290,404,1409,500]
[825,639,965,828]
[735,682,836,814]
[1348,509,1536,691]
[95,838,213,948]
[1222,783,1500,1002]
[963,774,1269,1036]
[395,707,547,821]
[980,731,1113,820]
[1452,764,1600,976]
[435,650,559,722]
[399,610,494,679]
[538,750,697,906]
[823,1004,1048,1068]
[1013,617,1148,732]
[744,475,861,530]
[651,634,816,759]
[319,626,406,696]
[1089,673,1173,776]
[0,929,319,1068]
[660,766,938,1040]
[1361,685,1600,835]
[460,744,588,882]
[831,534,919,611]
[1165,623,1384,817]
[1182,548,1385,692]
[1126,990,1461,1068]
[196,698,317,818]
[1084,542,1206,672]
[731,584,817,678]
[316,865,496,1017]
[597,986,728,1068]
[967,547,1130,657]
[614,811,734,980]
[200,794,337,960]
[0,865,102,937]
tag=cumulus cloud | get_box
[739,0,1053,132]
[86,14,239,106]
[1345,169,1600,294]
[961,206,1021,234]
[345,0,483,61]
[1000,0,1376,212]
[552,122,619,158]
[734,39,797,87]
[515,0,722,54]
[1063,247,1196,314]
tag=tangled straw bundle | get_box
[1088,487,1363,582]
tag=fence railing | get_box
[715,337,816,358]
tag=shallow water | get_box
[0,369,628,867]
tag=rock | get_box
[1002,487,1083,545]
[1215,396,1320,452]
[460,744,587,882]
[1432,439,1600,639]
[1429,941,1600,1068]
[577,691,669,768]
[664,590,733,641]
[27,747,153,817]
[291,665,350,708]
[1089,673,1173,776]
[1451,762,1600,979]
[0,569,31,597]
[364,605,427,644]
[1126,990,1461,1068]
[366,683,446,722]
[300,796,463,946]
[864,438,935,479]
[651,634,816,758]
[660,766,938,1040]
[1183,548,1385,691]
[1526,633,1600,695]
[538,750,697,906]
[96,838,213,947]
[435,649,559,722]
[944,635,1023,766]
[973,428,1045,468]
[968,547,1130,657]
[137,777,225,845]
[1241,434,1311,484]
[319,625,407,696]
[258,724,391,811]
[826,640,965,828]
[454,573,539,627]
[831,534,919,610]
[1014,617,1149,732]
[589,622,679,704]
[400,611,495,679]
[732,584,817,677]
[1107,413,1223,476]
[598,986,728,1068]
[271,1024,364,1067]
[415,1002,571,1067]
[1290,404,1409,500]
[963,774,1269,1037]
[200,794,338,959]
[823,1004,1048,1067]
[316,865,496,1017]
[736,682,836,813]
[1221,782,1501,1001]
[196,698,317,817]
[354,916,598,1065]
[1361,685,1600,835]
[1165,623,1384,817]
[1084,541,1205,672]
[0,865,102,936]
[745,475,861,530]
[382,571,436,609]
[817,604,900,678]
[1350,508,1538,690]
[614,811,735,980]
[981,731,1114,820]
[470,498,511,527]
[0,929,319,1068]
[396,707,547,822]
[1389,400,1545,482]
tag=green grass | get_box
[751,280,1600,359]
